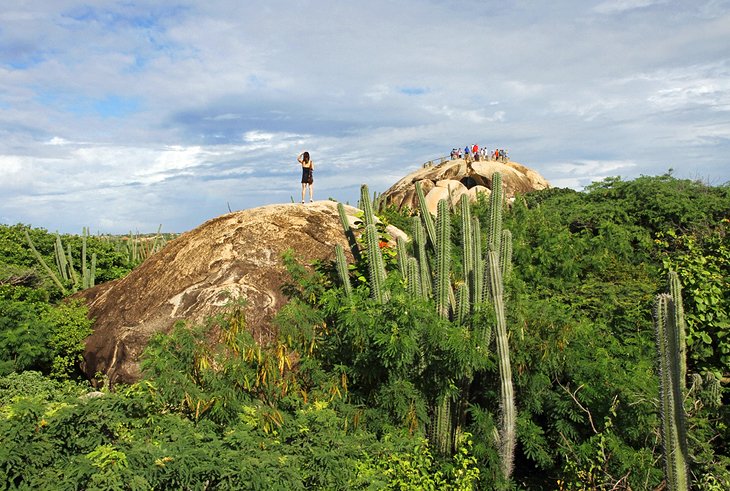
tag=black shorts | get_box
[301,168,313,184]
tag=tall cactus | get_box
[335,244,353,301]
[396,236,408,279]
[487,249,516,479]
[500,229,513,280]
[360,184,376,228]
[365,224,389,303]
[435,199,451,320]
[471,217,484,305]
[413,217,433,299]
[337,202,362,263]
[406,257,422,297]
[432,394,453,456]
[335,173,516,474]
[487,173,503,253]
[24,230,67,294]
[460,195,474,302]
[668,271,687,387]
[654,286,689,491]
[456,283,469,325]
[415,181,437,249]
[54,234,70,282]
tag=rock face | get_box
[381,158,550,214]
[77,201,399,386]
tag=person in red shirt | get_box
[472,144,479,161]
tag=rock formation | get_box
[77,201,404,386]
[380,158,550,215]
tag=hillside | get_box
[0,173,728,489]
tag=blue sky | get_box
[1,0,729,233]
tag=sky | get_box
[1,0,729,234]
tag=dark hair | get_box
[302,151,310,163]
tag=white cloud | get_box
[1,0,729,233]
[594,0,667,14]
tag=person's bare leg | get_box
[309,183,314,202]
[301,183,306,203]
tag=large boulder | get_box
[76,201,401,386]
[381,158,550,214]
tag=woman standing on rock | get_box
[297,151,314,203]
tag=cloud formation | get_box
[1,0,729,233]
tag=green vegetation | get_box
[0,173,728,489]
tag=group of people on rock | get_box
[450,145,509,163]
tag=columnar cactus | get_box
[456,283,469,325]
[24,229,66,293]
[406,257,421,297]
[365,224,389,304]
[500,229,513,280]
[412,217,433,299]
[360,184,376,228]
[415,181,437,249]
[654,288,689,491]
[432,394,453,456]
[337,202,361,263]
[488,249,516,479]
[470,217,484,305]
[334,173,516,476]
[460,195,474,301]
[668,271,687,387]
[396,236,408,278]
[435,199,451,320]
[335,244,353,301]
[487,172,503,254]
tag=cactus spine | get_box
[654,277,689,491]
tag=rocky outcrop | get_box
[77,201,403,386]
[380,158,550,214]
